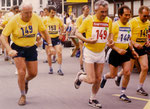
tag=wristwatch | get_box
[48,43,52,47]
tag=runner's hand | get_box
[86,37,97,44]
[134,43,143,49]
[8,50,18,57]
[117,49,127,55]
[131,50,139,59]
[59,34,64,40]
[47,47,55,55]
[107,39,114,48]
[145,41,150,47]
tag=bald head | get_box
[20,2,33,22]
[20,2,33,11]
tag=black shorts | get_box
[11,43,37,61]
[130,46,147,59]
[44,36,61,47]
[143,46,150,54]
[109,48,131,67]
[82,33,86,37]
[0,29,2,34]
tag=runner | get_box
[115,6,150,96]
[76,5,90,71]
[0,2,54,105]
[43,6,64,76]
[74,0,113,108]
[100,5,138,103]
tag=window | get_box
[13,0,17,5]
[7,8,10,10]
[1,0,23,10]
[19,0,22,5]
[40,0,42,5]
[7,0,11,6]
[1,8,5,10]
[116,2,123,14]
[48,0,51,5]
[40,0,43,8]
[2,0,5,6]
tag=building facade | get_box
[0,0,62,14]
[65,0,150,18]
[0,0,150,16]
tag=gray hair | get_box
[20,2,33,11]
[95,0,109,10]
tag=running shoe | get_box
[137,88,148,96]
[57,69,64,76]
[74,72,83,89]
[119,94,131,103]
[18,95,26,106]
[4,56,9,61]
[43,60,48,63]
[49,68,53,74]
[100,76,107,88]
[115,76,122,86]
[25,82,28,94]
[89,99,102,108]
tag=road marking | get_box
[112,94,149,101]
[113,94,150,109]
[144,101,150,109]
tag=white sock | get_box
[117,72,122,77]
[50,66,52,70]
[103,74,107,80]
[21,90,25,95]
[138,84,143,89]
[58,64,61,70]
[121,87,126,95]
[90,92,96,100]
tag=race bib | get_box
[92,22,109,43]
[116,27,131,43]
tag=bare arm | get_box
[75,30,97,44]
[129,40,139,58]
[40,30,51,45]
[0,34,17,57]
[108,33,127,55]
[40,30,55,55]
[60,25,64,35]
[0,34,12,52]
[131,40,143,49]
[107,33,114,48]
[59,25,65,40]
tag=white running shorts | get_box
[83,47,105,64]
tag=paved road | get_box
[0,47,150,109]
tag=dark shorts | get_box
[11,43,37,61]
[44,36,61,47]
[109,48,131,67]
[8,36,11,44]
[0,29,2,34]
[82,33,86,38]
[130,46,147,59]
[81,33,86,43]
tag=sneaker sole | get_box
[137,92,148,96]
[74,80,80,89]
[74,72,83,89]
[88,103,102,108]
[119,98,131,103]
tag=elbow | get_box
[0,34,3,41]
[75,31,78,38]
